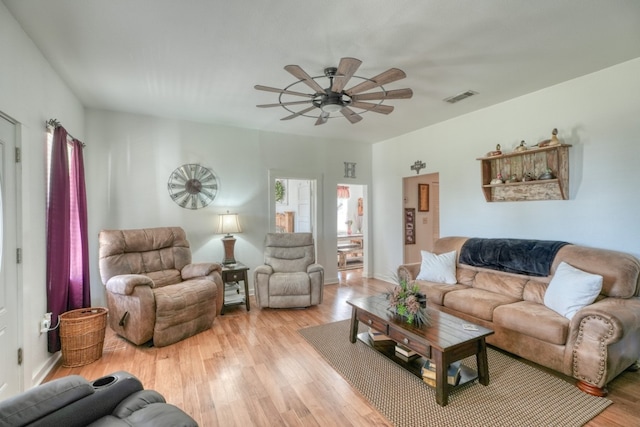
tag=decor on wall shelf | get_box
[418,184,429,212]
[167,164,218,209]
[486,144,502,157]
[404,208,415,244]
[410,160,426,174]
[216,211,242,264]
[477,134,571,202]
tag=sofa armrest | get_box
[254,265,273,276]
[397,263,421,282]
[106,274,154,295]
[0,375,93,427]
[307,263,323,274]
[567,297,640,387]
[181,262,222,280]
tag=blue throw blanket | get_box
[459,238,570,277]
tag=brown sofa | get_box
[99,227,223,347]
[398,236,640,396]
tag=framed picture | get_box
[405,208,415,245]
[418,183,429,212]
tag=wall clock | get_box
[167,164,218,210]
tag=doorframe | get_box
[268,168,323,248]
[0,110,23,398]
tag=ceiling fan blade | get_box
[315,112,329,126]
[255,85,314,98]
[345,68,407,95]
[340,107,363,124]
[351,101,394,114]
[257,100,313,108]
[331,57,362,93]
[351,88,413,101]
[281,105,318,121]
[284,65,326,94]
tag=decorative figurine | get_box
[548,128,560,146]
[487,143,502,157]
[515,140,527,152]
[539,128,559,147]
[505,174,518,183]
[538,168,554,180]
[490,173,504,185]
[522,172,536,182]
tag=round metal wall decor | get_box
[167,164,218,209]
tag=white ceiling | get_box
[4,0,640,143]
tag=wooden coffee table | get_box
[347,294,494,406]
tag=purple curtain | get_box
[46,128,91,353]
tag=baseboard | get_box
[32,351,61,387]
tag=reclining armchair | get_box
[254,233,324,308]
[99,227,223,347]
[0,371,197,427]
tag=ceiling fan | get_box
[255,57,413,125]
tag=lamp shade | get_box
[217,212,242,236]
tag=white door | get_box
[296,180,312,232]
[0,113,20,399]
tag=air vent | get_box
[443,90,478,104]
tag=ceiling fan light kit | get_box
[255,57,413,125]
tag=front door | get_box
[0,113,21,398]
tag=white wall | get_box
[85,109,373,306]
[0,4,85,388]
[372,58,640,281]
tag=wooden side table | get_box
[220,262,250,315]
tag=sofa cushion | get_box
[544,262,603,319]
[415,281,468,306]
[494,301,569,345]
[472,270,527,300]
[268,272,310,295]
[416,250,457,284]
[443,288,520,321]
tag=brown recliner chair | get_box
[98,227,223,347]
[254,232,324,308]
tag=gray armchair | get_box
[254,233,324,308]
[99,227,223,347]
[0,371,197,427]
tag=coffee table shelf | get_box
[357,332,479,387]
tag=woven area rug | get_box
[299,320,612,427]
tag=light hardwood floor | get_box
[46,271,640,426]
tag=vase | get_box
[347,226,352,235]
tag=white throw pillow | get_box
[544,261,603,320]
[416,250,457,284]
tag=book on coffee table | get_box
[395,344,420,361]
[422,360,462,386]
[368,327,395,346]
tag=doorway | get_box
[0,112,21,398]
[269,170,321,247]
[337,184,366,271]
[403,173,439,264]
[274,178,313,233]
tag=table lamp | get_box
[217,211,242,264]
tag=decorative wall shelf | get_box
[477,144,571,202]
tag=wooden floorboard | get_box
[45,270,640,426]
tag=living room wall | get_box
[84,109,373,306]
[1,2,85,389]
[371,58,640,281]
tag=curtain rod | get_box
[46,118,86,147]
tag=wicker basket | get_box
[59,307,108,367]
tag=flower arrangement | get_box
[386,276,430,326]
